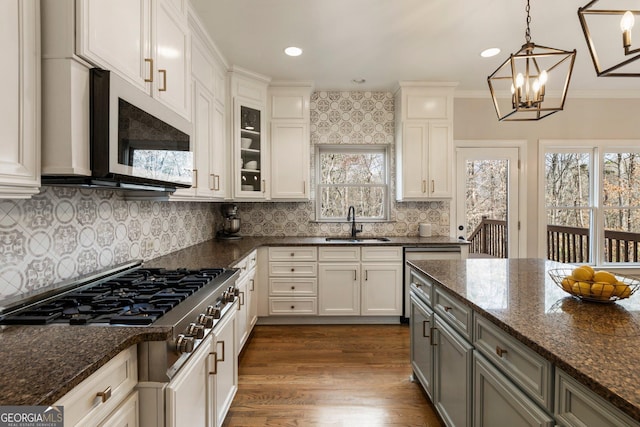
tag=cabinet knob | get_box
[291,305,295,310]
[290,253,295,257]
[291,268,295,272]
[291,286,295,290]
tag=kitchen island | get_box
[408,258,640,424]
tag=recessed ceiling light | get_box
[351,78,366,84]
[480,48,501,58]
[284,46,303,57]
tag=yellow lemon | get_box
[591,282,614,300]
[579,265,595,276]
[614,283,632,298]
[572,267,594,282]
[572,281,592,296]
[593,271,617,285]
[561,277,575,292]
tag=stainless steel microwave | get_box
[91,68,193,190]
[43,69,193,192]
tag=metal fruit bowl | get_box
[548,268,640,303]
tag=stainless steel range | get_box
[0,260,240,382]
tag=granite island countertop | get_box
[408,258,640,422]
[0,235,465,406]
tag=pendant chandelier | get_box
[488,0,577,121]
[578,0,640,77]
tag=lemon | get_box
[579,265,595,275]
[614,283,632,298]
[572,266,594,281]
[572,281,592,296]
[591,282,614,300]
[593,271,617,285]
[561,277,575,292]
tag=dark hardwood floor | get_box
[222,324,443,427]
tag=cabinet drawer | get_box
[433,285,472,341]
[98,390,138,427]
[409,269,433,307]
[361,246,403,261]
[269,278,317,296]
[474,315,553,411]
[269,297,317,315]
[319,247,360,261]
[55,346,137,427]
[269,247,317,261]
[234,250,257,280]
[269,262,317,277]
[555,369,640,427]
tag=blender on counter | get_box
[217,203,242,240]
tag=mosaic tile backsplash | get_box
[0,90,450,302]
[0,187,219,302]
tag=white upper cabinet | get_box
[395,83,456,200]
[76,0,190,119]
[230,69,270,200]
[269,83,313,200]
[0,0,40,199]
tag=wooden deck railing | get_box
[467,216,508,258]
[469,218,640,262]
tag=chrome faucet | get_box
[347,206,362,238]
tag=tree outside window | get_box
[316,145,389,221]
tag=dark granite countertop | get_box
[144,235,468,269]
[0,325,171,406]
[408,258,640,422]
[0,235,465,406]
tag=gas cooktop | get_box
[0,267,233,326]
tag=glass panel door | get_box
[239,105,262,194]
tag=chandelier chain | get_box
[525,0,531,43]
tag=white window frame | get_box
[539,139,640,268]
[315,144,390,222]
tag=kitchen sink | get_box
[325,237,391,243]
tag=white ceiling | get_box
[190,0,640,95]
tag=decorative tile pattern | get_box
[238,91,450,238]
[0,187,218,302]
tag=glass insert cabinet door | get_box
[236,103,265,197]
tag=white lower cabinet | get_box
[474,352,554,427]
[211,307,238,427]
[433,314,473,427]
[318,262,360,315]
[98,391,139,427]
[55,347,138,427]
[165,336,210,427]
[235,250,258,351]
[268,247,318,315]
[318,247,403,317]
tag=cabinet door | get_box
[0,0,39,198]
[211,306,238,427]
[361,263,402,315]
[247,268,258,330]
[211,101,227,199]
[410,293,434,399]
[318,263,360,315]
[98,391,139,427]
[236,275,249,352]
[235,100,268,199]
[76,0,151,92]
[434,315,473,427]
[427,122,452,198]
[270,122,309,199]
[401,123,427,199]
[474,353,554,427]
[152,0,190,119]
[166,337,210,427]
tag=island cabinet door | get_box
[473,352,554,427]
[433,314,473,427]
[410,293,434,399]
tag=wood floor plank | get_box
[222,324,443,427]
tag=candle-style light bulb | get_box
[515,73,524,88]
[539,70,548,85]
[621,11,635,48]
